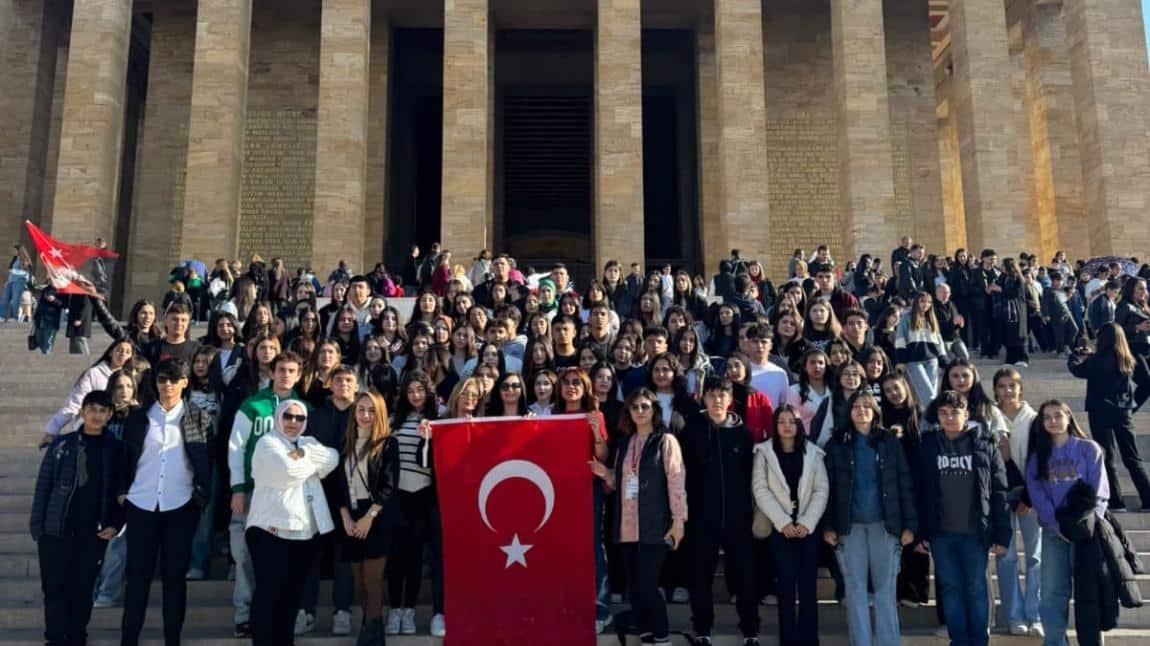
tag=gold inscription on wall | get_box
[168,122,189,263]
[889,111,913,236]
[765,112,841,274]
[239,108,316,269]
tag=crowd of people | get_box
[17,237,1150,646]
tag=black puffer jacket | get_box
[917,424,1012,548]
[30,430,124,540]
[1056,480,1122,638]
[679,411,754,533]
[823,427,918,539]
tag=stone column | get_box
[947,0,1030,255]
[312,0,370,277]
[831,0,898,260]
[696,24,723,278]
[123,0,196,305]
[1063,0,1150,256]
[179,0,252,262]
[0,0,12,59]
[0,0,62,251]
[441,0,492,258]
[1022,2,1087,260]
[593,0,645,270]
[364,17,389,270]
[714,0,771,267]
[49,0,133,244]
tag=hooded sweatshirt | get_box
[679,410,754,532]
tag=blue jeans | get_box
[996,510,1041,626]
[229,509,255,624]
[835,522,901,646]
[904,358,939,410]
[35,326,58,355]
[933,533,990,646]
[1,277,26,318]
[1039,532,1073,646]
[593,482,609,621]
[188,471,221,574]
[94,531,128,603]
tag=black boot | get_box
[357,617,385,646]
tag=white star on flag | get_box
[499,533,533,569]
[47,247,64,261]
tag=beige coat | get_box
[752,440,829,533]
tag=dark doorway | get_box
[387,29,443,261]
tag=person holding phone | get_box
[591,388,686,646]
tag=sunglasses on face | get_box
[562,379,583,388]
[630,402,653,413]
[283,413,307,423]
[156,376,184,386]
[500,382,523,391]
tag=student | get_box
[918,390,1011,646]
[679,377,761,646]
[894,291,945,409]
[788,349,830,431]
[31,391,123,646]
[528,369,558,416]
[1115,277,1150,362]
[592,388,686,646]
[823,390,917,646]
[725,353,775,443]
[878,374,929,609]
[246,400,339,646]
[743,323,790,410]
[751,405,828,646]
[119,358,215,646]
[1067,323,1150,511]
[809,360,865,448]
[227,352,305,638]
[32,285,65,355]
[334,392,400,645]
[42,339,135,444]
[142,302,202,368]
[186,346,222,581]
[992,367,1042,636]
[93,371,142,608]
[1025,400,1109,646]
[997,258,1030,367]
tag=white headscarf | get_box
[272,399,309,444]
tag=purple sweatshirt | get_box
[1025,436,1109,532]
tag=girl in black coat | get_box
[1068,323,1150,511]
[997,258,1029,366]
[335,391,400,644]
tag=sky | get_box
[1145,0,1150,64]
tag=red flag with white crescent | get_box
[23,220,118,296]
[433,415,596,646]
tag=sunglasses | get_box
[500,382,523,391]
[283,413,307,423]
[155,376,184,385]
[561,379,583,388]
[630,402,653,413]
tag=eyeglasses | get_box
[630,402,653,413]
[282,413,307,423]
[156,376,183,386]
[561,379,583,388]
[500,382,523,391]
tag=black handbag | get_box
[27,332,38,352]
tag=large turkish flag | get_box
[24,220,118,297]
[433,414,596,646]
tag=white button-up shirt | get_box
[127,401,194,512]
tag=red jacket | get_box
[737,391,774,443]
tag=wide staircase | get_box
[2,324,1150,644]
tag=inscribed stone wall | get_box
[763,1,841,275]
[239,108,317,269]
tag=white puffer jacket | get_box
[247,432,339,537]
[752,440,829,533]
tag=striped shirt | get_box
[395,413,432,493]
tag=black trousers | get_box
[972,299,995,356]
[385,487,444,613]
[1090,408,1150,510]
[620,542,669,640]
[38,533,108,646]
[688,527,760,638]
[246,528,319,646]
[770,532,819,646]
[121,501,198,646]
[898,544,931,604]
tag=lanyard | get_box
[628,434,647,475]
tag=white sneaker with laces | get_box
[384,608,402,635]
[1029,622,1045,638]
[332,609,352,636]
[400,607,416,635]
[293,610,315,636]
[671,587,689,603]
[430,613,446,637]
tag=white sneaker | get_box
[430,613,446,637]
[1008,623,1029,636]
[185,568,204,581]
[671,587,689,603]
[763,594,778,606]
[400,607,416,635]
[899,599,921,608]
[384,608,402,635]
[293,610,315,636]
[1029,622,1045,638]
[595,614,612,634]
[1014,361,1029,368]
[934,624,949,638]
[332,609,352,636]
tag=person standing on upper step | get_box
[143,302,202,368]
[119,358,214,646]
[679,376,761,646]
[917,390,1011,646]
[31,391,123,646]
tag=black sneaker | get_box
[234,622,251,638]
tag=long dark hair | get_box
[618,388,667,436]
[390,370,439,425]
[932,359,997,426]
[771,404,808,454]
[796,348,830,403]
[126,299,163,343]
[834,389,886,444]
[1094,322,1136,376]
[1029,399,1089,481]
[879,374,921,442]
[485,372,528,416]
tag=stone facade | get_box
[0,0,1148,307]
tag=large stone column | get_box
[0,0,61,251]
[714,0,771,268]
[593,0,645,270]
[1022,2,1087,260]
[947,0,1030,254]
[441,0,492,258]
[50,0,133,244]
[0,0,12,59]
[696,24,723,278]
[179,0,252,263]
[1063,0,1150,256]
[364,16,389,270]
[312,0,370,277]
[831,0,898,260]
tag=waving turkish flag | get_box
[24,221,118,297]
[433,415,596,646]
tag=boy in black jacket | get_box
[30,391,123,646]
[679,376,760,646]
